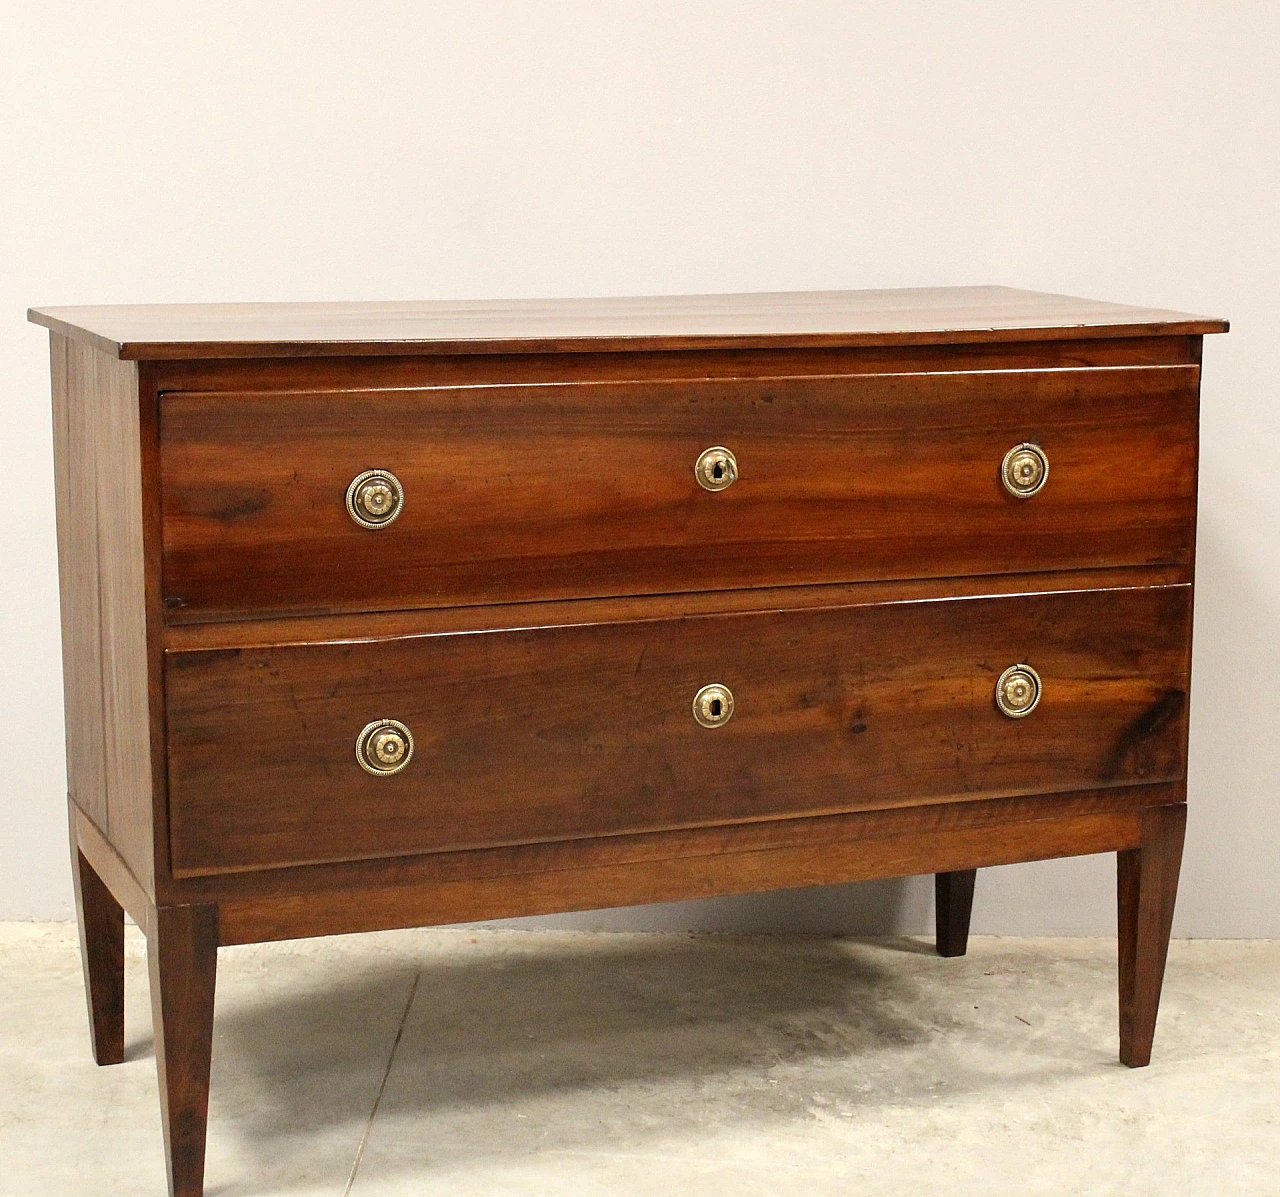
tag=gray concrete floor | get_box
[0,924,1276,1196]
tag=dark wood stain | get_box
[29,286,1228,360]
[49,336,154,887]
[935,869,977,957]
[1118,803,1186,1065]
[71,836,125,1066]
[175,486,272,522]
[1103,688,1189,779]
[36,288,1225,1194]
[164,585,1191,875]
[159,366,1200,622]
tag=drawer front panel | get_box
[165,584,1191,875]
[159,365,1198,621]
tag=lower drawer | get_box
[164,583,1191,875]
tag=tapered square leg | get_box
[70,834,125,1066]
[935,868,977,957]
[149,904,219,1197]
[1117,804,1185,1068]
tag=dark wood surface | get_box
[1118,803,1187,1067]
[149,903,219,1197]
[169,785,1178,916]
[50,336,156,888]
[159,365,1198,621]
[71,835,125,1066]
[73,802,153,933]
[143,334,1203,399]
[40,295,1217,1191]
[29,286,1228,360]
[75,783,1180,946]
[935,870,978,958]
[165,583,1191,874]
[216,796,1160,947]
[49,337,110,832]
[160,565,1191,653]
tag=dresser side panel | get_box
[52,337,157,891]
[92,347,156,891]
[49,334,109,832]
[1180,336,1204,785]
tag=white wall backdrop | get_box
[2,1,1275,933]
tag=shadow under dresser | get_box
[28,287,1228,1196]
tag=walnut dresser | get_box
[30,288,1227,1196]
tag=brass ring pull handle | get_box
[995,664,1042,719]
[695,446,738,492]
[693,683,734,728]
[356,719,414,775]
[346,469,404,528]
[1001,443,1048,498]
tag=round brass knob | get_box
[995,664,1042,719]
[346,469,404,528]
[1001,443,1048,498]
[693,683,734,728]
[695,447,738,492]
[356,719,414,775]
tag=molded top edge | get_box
[28,286,1229,360]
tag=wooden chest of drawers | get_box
[30,287,1227,1196]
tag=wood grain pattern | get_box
[164,784,1175,913]
[49,336,109,832]
[159,365,1199,621]
[37,289,1219,1190]
[149,903,218,1197]
[1118,803,1186,1067]
[28,287,1228,360]
[93,348,155,890]
[50,337,156,890]
[217,804,1151,947]
[139,363,178,892]
[72,801,154,934]
[160,564,1193,654]
[71,825,125,1066]
[144,336,1202,399]
[165,584,1191,875]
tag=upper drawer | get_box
[159,365,1199,622]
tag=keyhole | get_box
[712,461,723,480]
[693,683,734,727]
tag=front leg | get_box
[149,903,219,1197]
[934,868,977,957]
[1117,803,1186,1067]
[70,827,125,1066]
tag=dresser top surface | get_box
[28,286,1227,361]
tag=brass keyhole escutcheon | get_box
[356,718,415,775]
[346,469,404,528]
[693,683,735,728]
[696,447,738,492]
[995,664,1042,719]
[1001,443,1048,498]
